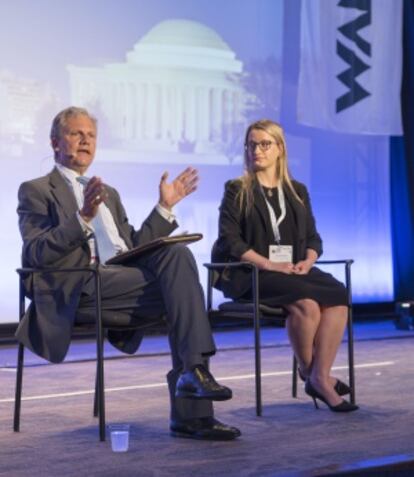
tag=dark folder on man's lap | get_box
[105,233,203,265]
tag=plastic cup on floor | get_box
[109,424,130,452]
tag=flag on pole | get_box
[297,0,403,135]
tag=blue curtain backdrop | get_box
[390,0,414,301]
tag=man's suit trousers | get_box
[79,244,215,421]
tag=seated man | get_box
[16,106,240,441]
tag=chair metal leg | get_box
[13,343,25,432]
[347,306,356,404]
[252,267,262,416]
[292,355,298,398]
[206,268,214,313]
[96,336,105,441]
[14,275,27,432]
[94,269,106,442]
[254,312,262,416]
[344,261,356,405]
[93,364,98,418]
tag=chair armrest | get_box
[17,265,99,275]
[204,258,354,309]
[315,259,353,306]
[203,261,257,271]
[16,265,103,327]
[203,262,259,311]
[316,259,354,265]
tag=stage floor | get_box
[1,320,414,477]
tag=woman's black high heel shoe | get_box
[333,380,351,396]
[304,380,358,413]
[298,368,351,396]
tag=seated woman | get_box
[213,119,358,413]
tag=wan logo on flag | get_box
[336,0,371,113]
[297,0,402,135]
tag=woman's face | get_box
[246,128,281,173]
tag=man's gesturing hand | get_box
[159,167,199,210]
[79,176,107,222]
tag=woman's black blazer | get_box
[212,178,323,299]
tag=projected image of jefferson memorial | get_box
[67,19,247,165]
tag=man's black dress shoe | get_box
[170,417,241,440]
[175,365,232,401]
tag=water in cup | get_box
[109,424,130,452]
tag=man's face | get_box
[53,114,97,175]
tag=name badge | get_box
[269,245,293,263]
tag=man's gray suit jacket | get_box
[16,167,176,363]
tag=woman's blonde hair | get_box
[237,119,302,212]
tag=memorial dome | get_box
[139,19,231,51]
[126,19,241,72]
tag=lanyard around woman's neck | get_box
[259,184,286,244]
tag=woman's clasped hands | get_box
[265,259,314,275]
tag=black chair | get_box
[204,260,355,416]
[14,265,162,442]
